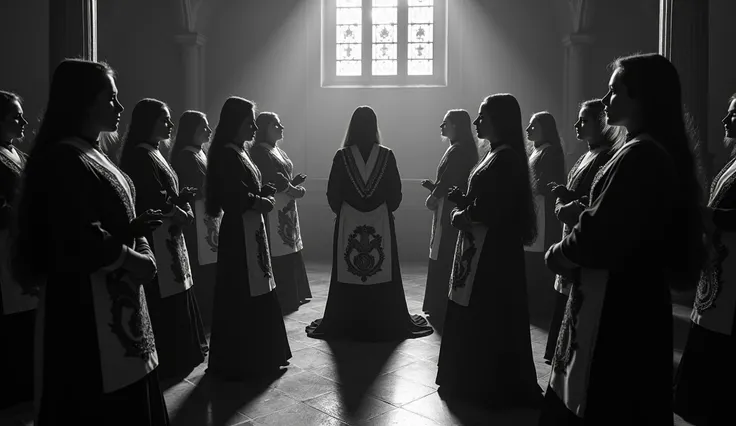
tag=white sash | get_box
[337,202,393,285]
[429,197,446,261]
[550,269,609,417]
[691,233,736,335]
[268,191,303,257]
[193,199,220,265]
[524,194,546,252]
[0,228,37,314]
[242,209,276,296]
[350,145,379,181]
[448,223,488,307]
[151,213,194,298]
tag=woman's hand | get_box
[253,196,275,213]
[291,173,307,186]
[447,186,466,206]
[177,187,198,205]
[123,249,157,284]
[549,182,573,201]
[421,179,435,191]
[274,172,290,189]
[129,210,164,237]
[261,183,277,197]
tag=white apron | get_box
[0,146,37,314]
[138,144,194,298]
[429,197,446,261]
[58,138,159,393]
[227,143,276,297]
[337,202,393,285]
[193,199,220,265]
[525,144,549,253]
[550,268,609,417]
[448,223,488,307]
[269,192,303,257]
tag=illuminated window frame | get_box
[322,0,448,88]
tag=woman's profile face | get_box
[602,67,637,128]
[238,111,258,142]
[87,74,124,133]
[473,103,495,141]
[193,117,212,146]
[525,118,543,143]
[0,100,28,142]
[267,118,284,143]
[573,107,601,143]
[440,114,456,141]
[151,109,174,142]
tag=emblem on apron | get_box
[242,209,276,296]
[194,199,219,265]
[448,223,488,307]
[337,203,392,285]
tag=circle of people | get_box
[0,51,733,425]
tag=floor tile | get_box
[252,403,346,426]
[369,374,437,406]
[272,371,339,402]
[289,347,334,371]
[389,360,439,390]
[235,388,300,420]
[355,408,442,426]
[304,391,395,423]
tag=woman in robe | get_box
[170,110,218,326]
[420,109,479,327]
[673,93,736,425]
[0,90,35,409]
[12,59,168,425]
[205,97,291,380]
[524,112,565,321]
[119,99,208,381]
[542,99,623,363]
[250,112,312,314]
[435,94,542,408]
[305,106,433,341]
[540,53,706,425]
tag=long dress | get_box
[305,144,433,341]
[171,146,219,327]
[525,143,565,321]
[206,142,291,380]
[673,155,736,424]
[539,134,677,425]
[421,141,478,326]
[544,146,611,361]
[28,137,168,425]
[435,142,542,408]
[250,142,312,314]
[0,143,36,409]
[121,143,208,380]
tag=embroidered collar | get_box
[341,144,389,199]
[137,142,179,192]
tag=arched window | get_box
[322,0,448,88]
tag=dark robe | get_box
[435,142,542,408]
[305,144,433,341]
[526,143,566,321]
[121,144,208,381]
[421,141,478,326]
[544,147,612,361]
[24,138,167,425]
[250,142,312,314]
[171,146,217,327]
[674,155,736,424]
[0,144,35,409]
[206,142,291,380]
[540,135,676,425]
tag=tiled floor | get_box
[1,263,695,425]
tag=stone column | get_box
[659,0,711,178]
[175,32,206,111]
[561,33,594,168]
[49,0,97,76]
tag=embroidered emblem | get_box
[255,221,273,278]
[343,225,385,282]
[164,223,192,284]
[106,270,157,360]
[450,231,476,289]
[204,214,219,252]
[694,232,728,314]
[553,282,584,374]
[341,148,390,199]
[277,199,300,249]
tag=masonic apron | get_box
[182,146,220,266]
[525,143,549,253]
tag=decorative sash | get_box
[0,145,23,175]
[524,194,546,253]
[336,202,392,285]
[242,209,276,296]
[341,145,390,199]
[429,197,446,261]
[193,199,220,265]
[59,138,158,393]
[550,268,609,417]
[448,223,488,307]
[268,192,303,257]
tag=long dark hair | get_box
[342,106,381,148]
[13,59,115,287]
[119,98,169,169]
[445,109,479,163]
[169,110,206,161]
[579,99,626,149]
[614,53,706,290]
[205,97,256,217]
[482,94,537,245]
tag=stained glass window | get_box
[408,0,433,75]
[371,0,398,76]
[336,0,362,76]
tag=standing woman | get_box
[306,106,433,341]
[420,109,479,327]
[119,99,208,381]
[250,112,312,314]
[542,99,622,363]
[12,59,168,425]
[541,53,706,425]
[524,112,565,320]
[205,97,291,380]
[435,94,541,408]
[170,110,218,326]
[0,90,36,409]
